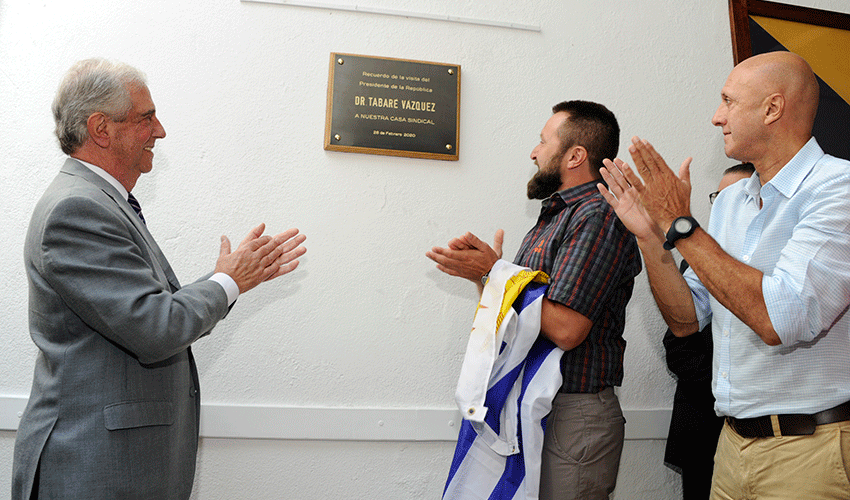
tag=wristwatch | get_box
[663,216,700,250]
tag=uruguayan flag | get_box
[444,260,564,500]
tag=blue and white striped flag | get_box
[444,260,564,500]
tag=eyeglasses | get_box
[709,191,720,204]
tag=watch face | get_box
[674,218,693,232]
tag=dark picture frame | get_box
[324,53,461,161]
[727,0,850,160]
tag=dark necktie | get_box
[127,193,146,224]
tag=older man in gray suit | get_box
[12,58,307,500]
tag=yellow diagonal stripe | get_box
[752,15,850,104]
[494,270,549,333]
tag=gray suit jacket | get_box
[12,158,230,499]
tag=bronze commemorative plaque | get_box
[324,53,460,161]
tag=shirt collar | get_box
[743,172,761,202]
[73,158,129,200]
[763,137,824,197]
[539,180,600,216]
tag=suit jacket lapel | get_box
[61,159,182,291]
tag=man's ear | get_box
[562,145,588,170]
[87,112,111,148]
[764,93,784,126]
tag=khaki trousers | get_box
[539,388,625,500]
[711,418,850,499]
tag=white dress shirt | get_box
[75,158,239,305]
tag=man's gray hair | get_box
[52,58,147,154]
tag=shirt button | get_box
[723,330,730,337]
[742,255,750,262]
[721,372,728,379]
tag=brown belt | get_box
[727,400,850,438]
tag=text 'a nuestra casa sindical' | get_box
[355,114,436,125]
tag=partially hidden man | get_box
[12,58,306,500]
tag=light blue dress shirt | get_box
[685,138,850,418]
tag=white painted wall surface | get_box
[1,0,848,498]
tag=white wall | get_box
[1,0,848,498]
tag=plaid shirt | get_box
[514,181,641,393]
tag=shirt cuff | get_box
[684,269,713,330]
[209,272,239,306]
[762,273,806,345]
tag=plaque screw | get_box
[334,134,341,141]
[337,58,344,65]
[446,144,453,151]
[448,68,454,75]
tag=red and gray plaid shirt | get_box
[514,181,641,393]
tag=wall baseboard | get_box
[0,396,671,441]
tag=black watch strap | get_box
[663,216,700,251]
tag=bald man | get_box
[599,51,850,498]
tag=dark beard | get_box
[527,166,562,200]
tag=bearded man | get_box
[428,100,641,499]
